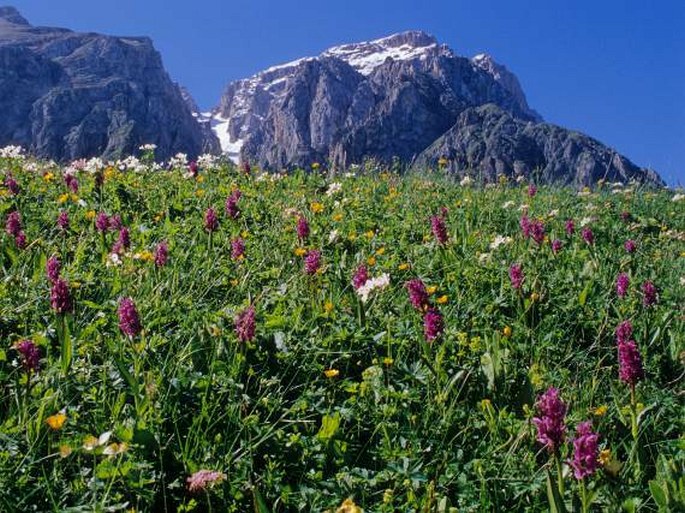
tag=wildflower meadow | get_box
[0,148,683,512]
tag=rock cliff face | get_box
[213,30,661,185]
[412,105,663,186]
[0,6,218,161]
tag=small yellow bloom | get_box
[195,189,205,197]
[311,162,321,171]
[59,444,72,458]
[294,247,307,257]
[154,213,163,223]
[324,369,340,378]
[46,412,67,430]
[241,230,249,238]
[230,279,239,287]
[57,193,69,204]
[530,292,540,302]
[436,295,448,304]
[592,405,608,417]
[103,442,128,456]
[398,262,409,271]
[324,301,334,314]
[209,325,222,337]
[310,202,324,214]
[375,247,386,256]
[43,172,55,182]
[336,498,361,513]
[85,210,96,221]
[71,281,80,289]
[503,326,512,338]
[382,356,394,366]
[104,166,116,180]
[364,230,375,239]
[367,256,376,266]
[347,232,357,241]
[196,175,205,183]
[333,213,343,222]
[426,285,438,295]
[70,193,79,202]
[598,449,611,466]
[83,435,99,451]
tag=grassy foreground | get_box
[1,153,683,512]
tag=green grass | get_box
[0,155,683,512]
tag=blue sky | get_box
[10,0,685,184]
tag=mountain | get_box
[0,6,218,161]
[211,31,662,185]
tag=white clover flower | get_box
[460,175,473,186]
[328,229,340,243]
[106,253,122,267]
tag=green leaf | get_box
[317,412,340,442]
[546,471,567,513]
[649,480,668,508]
[252,486,271,513]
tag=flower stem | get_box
[555,454,565,497]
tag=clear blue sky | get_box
[9,0,685,184]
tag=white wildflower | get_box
[328,229,340,243]
[460,175,473,186]
[326,182,343,196]
[672,193,685,202]
[356,273,390,303]
[490,235,512,250]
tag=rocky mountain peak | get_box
[0,6,29,26]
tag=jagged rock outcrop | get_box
[0,6,218,161]
[412,104,663,185]
[212,30,661,185]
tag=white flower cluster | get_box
[168,153,188,169]
[326,182,343,196]
[0,145,24,158]
[459,175,473,186]
[197,153,222,169]
[489,235,512,250]
[356,273,390,303]
[139,143,157,151]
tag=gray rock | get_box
[412,104,663,186]
[0,7,218,161]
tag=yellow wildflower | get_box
[294,247,307,257]
[195,189,205,197]
[598,449,611,467]
[241,230,249,238]
[382,356,394,366]
[364,230,375,239]
[43,172,55,182]
[311,202,324,214]
[196,175,204,183]
[57,193,69,204]
[104,166,116,180]
[503,326,512,338]
[230,279,239,287]
[83,435,99,451]
[324,369,339,378]
[70,193,79,202]
[426,285,438,295]
[530,292,540,302]
[398,262,409,271]
[336,498,362,513]
[375,247,386,256]
[324,301,334,314]
[59,444,72,458]
[367,256,376,266]
[311,162,321,171]
[436,295,448,304]
[46,412,67,430]
[592,405,608,417]
[85,210,96,221]
[333,213,343,222]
